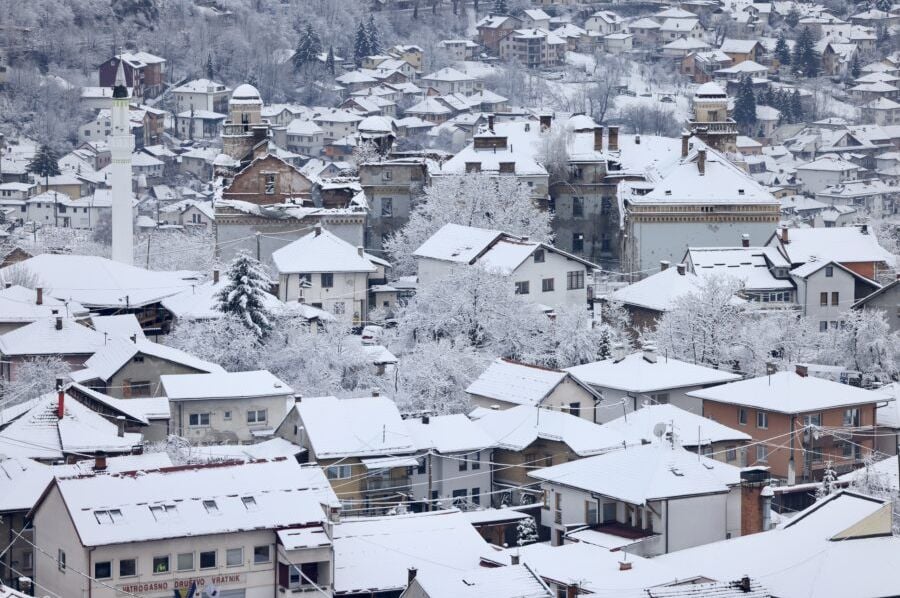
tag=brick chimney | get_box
[681,133,690,158]
[608,126,619,151]
[697,149,706,175]
[795,364,808,377]
[488,113,495,132]
[56,378,65,420]
[741,234,750,248]
[539,113,552,131]
[780,226,789,244]
[566,583,581,597]
[36,287,43,305]
[740,466,771,536]
[594,126,604,151]
[93,451,108,472]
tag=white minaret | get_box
[109,58,134,265]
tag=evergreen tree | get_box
[493,0,508,13]
[206,53,214,80]
[325,45,336,76]
[27,144,61,189]
[816,462,837,498]
[785,6,800,28]
[793,27,818,78]
[247,71,258,88]
[774,33,791,66]
[215,251,273,338]
[516,516,539,546]
[293,23,323,72]
[366,14,382,56]
[876,0,892,13]
[354,21,370,64]
[765,86,776,107]
[850,54,861,79]
[790,90,803,123]
[733,76,758,133]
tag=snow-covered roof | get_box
[470,405,626,456]
[332,510,489,594]
[608,267,703,312]
[771,225,896,266]
[796,154,860,171]
[0,285,88,324]
[67,384,170,424]
[716,60,769,75]
[78,337,224,383]
[286,118,324,135]
[529,443,740,504]
[296,395,415,460]
[89,314,145,340]
[686,246,794,291]
[272,228,378,274]
[876,382,900,428]
[413,223,504,264]
[187,437,306,462]
[422,67,476,82]
[655,491,899,598]
[654,7,698,18]
[603,404,751,447]
[0,254,196,309]
[42,459,337,546]
[466,358,570,406]
[688,370,891,413]
[0,392,143,461]
[161,370,292,401]
[405,414,495,454]
[230,83,262,104]
[565,351,741,393]
[0,317,108,357]
[172,78,229,94]
[411,565,552,598]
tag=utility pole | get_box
[256,231,261,261]
[146,231,152,269]
[426,452,433,512]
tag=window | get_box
[153,556,169,574]
[756,445,768,462]
[820,321,828,332]
[803,413,821,427]
[226,548,243,567]
[472,451,481,470]
[94,509,124,524]
[58,549,66,572]
[381,197,393,217]
[572,233,584,253]
[825,266,834,277]
[465,162,481,173]
[567,270,585,290]
[572,196,584,217]
[223,410,232,421]
[326,465,352,479]
[832,292,839,306]
[651,393,669,405]
[149,504,177,521]
[515,281,530,294]
[203,500,219,514]
[199,550,216,569]
[189,413,210,427]
[241,496,258,510]
[177,552,194,571]
[472,488,481,505]
[129,381,151,396]
[254,545,271,564]
[247,409,267,424]
[586,500,598,525]
[844,408,860,426]
[757,411,768,429]
[726,447,737,462]
[417,457,427,475]
[738,408,747,425]
[94,561,111,579]
[321,273,333,288]
[119,558,137,578]
[23,552,32,570]
[542,278,555,292]
[820,292,828,306]
[569,402,581,417]
[499,161,516,174]
[459,456,468,471]
[383,170,392,181]
[264,173,276,194]
[533,249,545,263]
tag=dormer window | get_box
[465,162,481,173]
[94,509,123,524]
[149,504,177,521]
[499,162,515,174]
[241,496,258,510]
[203,500,219,514]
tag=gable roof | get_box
[414,223,505,264]
[0,317,108,357]
[603,404,751,447]
[768,226,896,267]
[77,337,224,383]
[0,285,88,324]
[161,370,292,400]
[466,359,571,406]
[410,565,552,598]
[405,414,495,454]
[272,228,378,274]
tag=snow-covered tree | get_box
[774,33,791,66]
[816,461,837,498]
[832,309,900,380]
[215,251,273,338]
[206,53,215,80]
[354,21,370,64]
[493,0,509,14]
[393,338,488,414]
[385,173,552,275]
[366,14,382,56]
[0,356,71,408]
[27,143,61,188]
[733,76,757,134]
[325,45,336,76]
[293,23,323,72]
[516,516,539,546]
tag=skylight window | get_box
[94,509,124,524]
[241,496,258,510]
[149,504,177,521]
[203,500,219,514]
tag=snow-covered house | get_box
[65,383,171,443]
[794,154,860,193]
[420,67,482,97]
[691,367,891,481]
[529,442,742,553]
[684,245,796,304]
[414,223,597,310]
[160,370,294,444]
[0,316,108,383]
[285,118,325,156]
[565,347,741,421]
[466,358,602,421]
[401,564,553,598]
[585,10,625,34]
[30,459,340,598]
[272,226,387,322]
[789,259,880,328]
[605,263,707,329]
[171,78,230,114]
[0,285,88,335]
[470,405,628,507]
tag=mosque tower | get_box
[109,57,134,265]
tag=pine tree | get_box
[293,23,323,72]
[27,144,61,189]
[785,6,800,28]
[774,33,791,66]
[247,71,258,88]
[206,53,214,80]
[215,251,273,338]
[876,0,891,13]
[793,27,818,78]
[850,54,861,79]
[354,21,370,64]
[516,516,539,546]
[816,462,837,498]
[733,75,757,133]
[366,14,381,56]
[493,0,508,14]
[790,90,803,123]
[325,45,336,76]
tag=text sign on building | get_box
[119,573,243,595]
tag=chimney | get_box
[740,575,752,592]
[422,415,430,424]
[795,364,808,377]
[36,287,43,305]
[566,583,580,597]
[130,334,137,344]
[697,149,706,175]
[740,466,770,535]
[17,578,32,594]
[593,126,604,151]
[780,226,789,244]
[357,246,365,258]
[407,567,418,585]
[328,504,341,524]
[660,260,670,271]
[540,113,552,131]
[860,223,869,234]
[681,133,690,158]
[618,561,632,571]
[488,114,495,132]
[55,316,62,330]
[3,282,10,288]
[608,126,619,151]
[372,389,380,397]
[510,551,520,565]
[116,415,126,437]
[612,342,627,363]
[314,223,322,236]
[56,378,65,420]
[741,234,750,248]
[634,135,641,145]
[294,393,303,403]
[676,263,686,276]
[643,343,658,364]
[213,269,220,284]
[93,451,108,472]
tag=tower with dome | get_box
[221,83,271,160]
[688,82,738,154]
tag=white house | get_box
[794,154,860,194]
[160,370,294,443]
[790,259,880,330]
[585,10,625,34]
[30,459,340,598]
[420,67,482,97]
[285,119,324,156]
[171,78,231,114]
[414,223,597,310]
[271,226,386,322]
[528,442,742,553]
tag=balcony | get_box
[364,475,411,494]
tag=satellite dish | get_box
[653,422,667,438]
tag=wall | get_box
[408,451,492,508]
[173,394,292,443]
[279,271,368,321]
[859,285,900,333]
[106,355,212,399]
[509,250,592,309]
[794,265,857,326]
[33,484,89,598]
[0,510,34,589]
